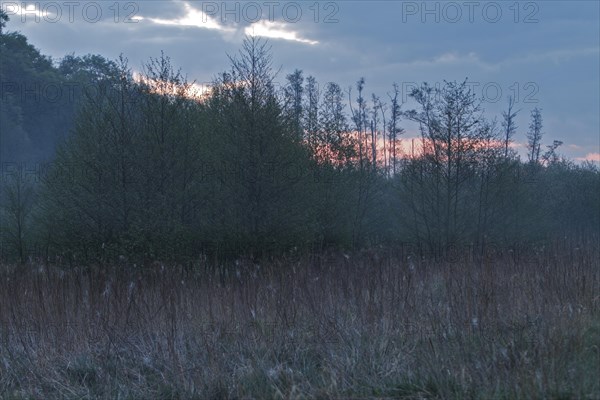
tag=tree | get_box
[1,170,36,263]
[472,117,504,249]
[527,107,543,164]
[404,80,484,250]
[38,56,140,259]
[283,69,304,141]
[319,81,353,165]
[347,78,383,247]
[349,78,370,169]
[205,36,315,256]
[375,96,388,174]
[133,53,204,257]
[304,75,320,154]
[0,9,8,34]
[387,83,404,175]
[0,28,68,161]
[370,94,381,166]
[312,81,356,246]
[501,96,519,159]
[38,53,204,262]
[542,140,563,166]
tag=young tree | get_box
[473,117,505,249]
[404,80,484,250]
[501,96,519,159]
[319,81,353,165]
[347,78,383,247]
[527,107,543,164]
[206,36,315,256]
[349,78,369,169]
[370,94,381,167]
[38,56,140,260]
[304,75,320,154]
[387,83,404,175]
[310,81,355,247]
[38,53,203,261]
[542,140,563,166]
[283,69,304,141]
[1,170,36,263]
[375,97,388,174]
[136,52,202,256]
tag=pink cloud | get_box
[575,153,600,162]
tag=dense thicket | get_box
[1,21,598,264]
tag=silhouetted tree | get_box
[527,107,544,164]
[283,69,304,141]
[387,83,404,175]
[501,96,519,159]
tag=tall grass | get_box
[0,243,598,399]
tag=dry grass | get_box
[0,243,598,399]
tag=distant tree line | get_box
[1,17,598,264]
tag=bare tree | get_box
[370,94,381,167]
[387,83,404,175]
[349,78,369,169]
[542,140,563,166]
[501,96,519,159]
[375,97,388,175]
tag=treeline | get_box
[0,13,119,162]
[1,19,598,264]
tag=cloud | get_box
[416,46,600,73]
[510,141,528,150]
[394,46,599,74]
[244,20,318,45]
[500,47,600,67]
[3,2,55,20]
[390,51,498,71]
[138,2,234,32]
[576,152,600,162]
[137,2,318,46]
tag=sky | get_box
[3,0,599,162]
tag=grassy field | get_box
[0,244,598,399]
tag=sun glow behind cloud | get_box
[244,20,319,45]
[137,2,319,46]
[576,153,600,163]
[138,2,234,32]
[132,72,212,101]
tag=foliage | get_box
[0,26,598,263]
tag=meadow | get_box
[0,242,598,399]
